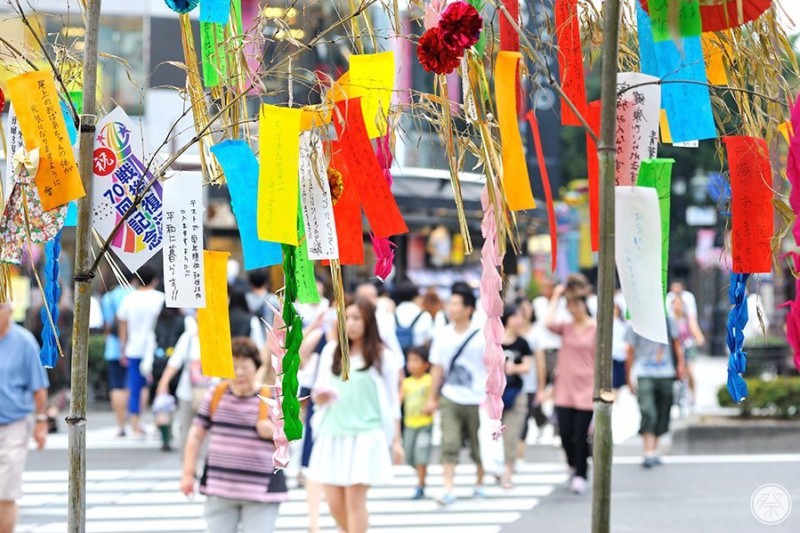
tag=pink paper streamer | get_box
[479,187,507,440]
[424,0,446,30]
[783,96,800,370]
[371,134,396,281]
[258,304,290,470]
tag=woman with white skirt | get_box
[308,298,404,533]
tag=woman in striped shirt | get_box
[180,337,288,533]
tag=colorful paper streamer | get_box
[585,100,601,252]
[39,232,61,369]
[726,273,750,403]
[348,52,395,140]
[329,141,364,265]
[636,158,674,299]
[495,51,535,211]
[281,244,304,441]
[555,0,587,126]
[198,250,235,379]
[526,110,558,273]
[647,0,702,42]
[200,0,229,23]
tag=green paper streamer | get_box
[637,158,674,298]
[295,210,320,304]
[467,0,487,57]
[281,243,304,441]
[68,91,83,115]
[199,0,242,87]
[648,0,702,42]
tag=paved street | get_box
[15,357,800,531]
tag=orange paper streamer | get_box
[6,71,85,211]
[555,0,587,127]
[198,250,235,378]
[333,98,408,238]
[329,140,365,265]
[585,100,601,252]
[526,111,557,273]
[723,136,773,274]
[701,32,730,86]
[496,51,535,211]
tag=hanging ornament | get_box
[165,0,199,14]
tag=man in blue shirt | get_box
[101,281,133,437]
[0,301,49,533]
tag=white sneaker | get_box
[570,476,588,494]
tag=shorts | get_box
[612,360,627,389]
[403,424,433,467]
[637,377,674,436]
[439,397,481,465]
[203,496,280,533]
[0,418,31,500]
[107,360,128,390]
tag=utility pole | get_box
[68,1,102,531]
[591,0,621,532]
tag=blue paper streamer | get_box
[64,201,78,227]
[60,102,77,145]
[636,6,716,143]
[165,0,199,14]
[40,232,62,369]
[200,0,230,23]
[726,273,750,403]
[210,140,282,270]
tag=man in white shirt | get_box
[426,285,486,506]
[117,266,165,437]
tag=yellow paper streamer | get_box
[6,71,85,211]
[348,51,395,139]
[495,51,535,211]
[257,104,302,245]
[198,250,235,379]
[701,32,730,86]
[778,121,793,144]
[659,109,673,144]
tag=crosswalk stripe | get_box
[18,464,565,533]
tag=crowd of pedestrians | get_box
[0,263,710,533]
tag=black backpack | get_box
[395,311,425,354]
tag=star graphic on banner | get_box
[96,133,105,144]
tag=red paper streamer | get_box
[330,140,364,265]
[723,135,773,274]
[526,110,557,273]
[333,99,408,238]
[499,0,524,116]
[555,0,587,126]
[585,100,601,252]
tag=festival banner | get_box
[91,107,163,273]
[162,173,206,308]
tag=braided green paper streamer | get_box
[281,244,304,441]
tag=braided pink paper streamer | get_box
[372,133,396,281]
[258,307,290,470]
[784,97,800,370]
[479,187,507,440]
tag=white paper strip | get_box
[161,173,205,308]
[616,72,661,186]
[674,140,699,148]
[615,186,667,344]
[2,106,21,208]
[91,107,164,272]
[299,131,339,260]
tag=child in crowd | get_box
[401,346,434,500]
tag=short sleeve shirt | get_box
[429,324,486,405]
[0,325,49,424]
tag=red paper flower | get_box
[439,1,483,49]
[417,27,463,75]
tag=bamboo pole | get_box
[68,1,102,531]
[591,0,621,532]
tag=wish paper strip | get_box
[636,159,674,299]
[496,51,535,211]
[334,99,407,238]
[526,111,557,273]
[162,174,206,308]
[702,32,730,86]
[329,140,364,265]
[198,250,235,379]
[200,0,230,23]
[616,73,661,186]
[615,187,667,343]
[299,132,339,260]
[724,136,773,274]
[6,71,84,211]
[258,104,302,245]
[555,0,587,126]
[91,107,163,273]
[647,0,702,42]
[211,140,282,270]
[200,22,226,87]
[585,100,601,251]
[348,51,395,140]
[295,208,321,305]
[3,107,22,208]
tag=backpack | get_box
[208,381,271,422]
[395,311,425,354]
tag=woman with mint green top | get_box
[308,298,403,533]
